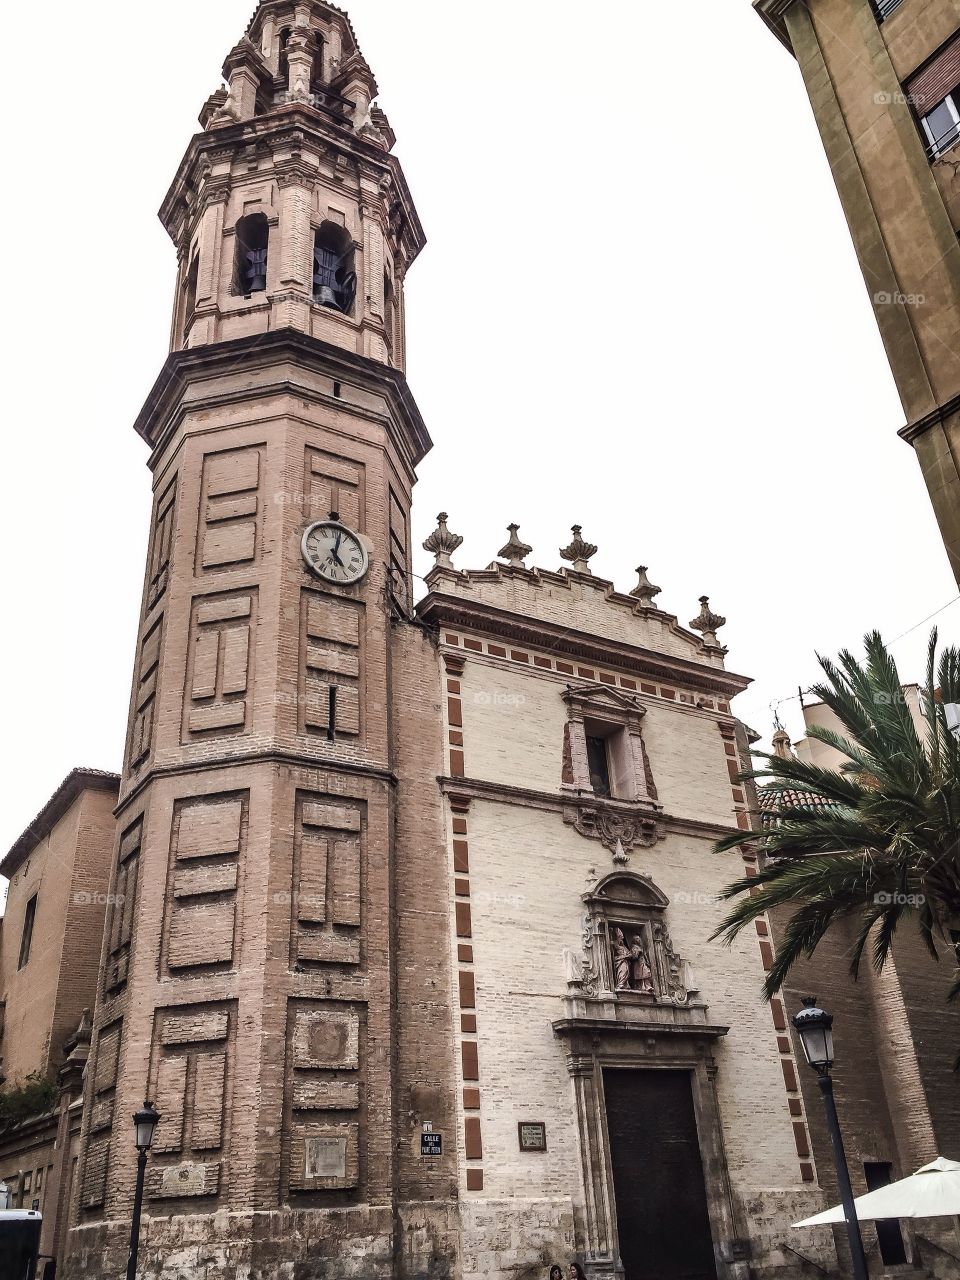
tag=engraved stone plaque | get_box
[305,1135,347,1179]
[518,1121,547,1152]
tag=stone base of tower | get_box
[62,1202,462,1279]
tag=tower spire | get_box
[161,0,424,368]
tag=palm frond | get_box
[714,628,960,1027]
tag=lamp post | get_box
[792,998,869,1280]
[125,1100,160,1280]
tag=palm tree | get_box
[712,629,960,1001]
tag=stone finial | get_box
[498,523,533,568]
[689,596,727,647]
[560,525,598,574]
[771,725,794,761]
[423,512,463,569]
[630,566,662,609]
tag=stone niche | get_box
[563,872,708,1030]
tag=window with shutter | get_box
[906,33,960,157]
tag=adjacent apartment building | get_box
[755,0,960,584]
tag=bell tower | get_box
[169,1,420,368]
[65,4,457,1276]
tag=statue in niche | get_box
[629,933,655,994]
[613,929,633,991]
[613,928,655,994]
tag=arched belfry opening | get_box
[182,254,199,339]
[313,222,356,314]
[278,27,293,87]
[310,32,326,96]
[232,213,269,296]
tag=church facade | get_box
[5,3,954,1278]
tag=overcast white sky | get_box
[1,0,957,873]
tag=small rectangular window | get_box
[327,685,338,743]
[586,736,612,798]
[18,894,38,969]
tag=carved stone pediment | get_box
[585,871,670,911]
[562,682,647,724]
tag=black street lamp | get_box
[125,1100,160,1280]
[792,998,869,1280]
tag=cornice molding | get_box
[437,774,742,842]
[552,1017,729,1041]
[132,329,432,476]
[899,391,960,444]
[754,0,796,53]
[159,110,426,266]
[418,591,751,698]
[118,750,398,817]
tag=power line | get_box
[767,595,960,720]
[887,595,960,646]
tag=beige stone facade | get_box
[414,563,829,1279]
[756,0,960,583]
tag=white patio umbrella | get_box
[794,1157,960,1249]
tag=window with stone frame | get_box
[561,683,658,804]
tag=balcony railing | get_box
[873,0,906,20]
[925,120,960,160]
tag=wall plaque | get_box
[305,1135,347,1179]
[421,1132,443,1157]
[518,1122,547,1152]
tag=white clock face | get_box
[301,521,369,585]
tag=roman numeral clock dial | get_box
[302,520,370,586]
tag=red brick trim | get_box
[446,671,484,1192]
[435,634,726,715]
[716,721,816,1187]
